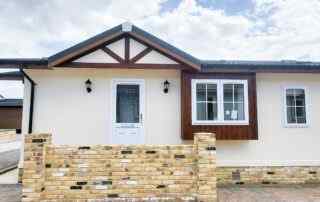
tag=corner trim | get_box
[20,69,36,133]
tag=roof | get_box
[0,99,23,107]
[0,23,320,72]
[201,60,320,72]
[0,58,48,69]
[48,25,123,67]
[0,71,23,80]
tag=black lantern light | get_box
[163,80,170,94]
[85,79,92,93]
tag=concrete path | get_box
[0,149,19,174]
[0,143,20,184]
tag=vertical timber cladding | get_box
[181,71,258,140]
[22,133,217,202]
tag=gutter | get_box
[19,69,36,134]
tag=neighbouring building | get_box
[0,72,23,132]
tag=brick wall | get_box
[22,133,217,202]
[217,166,320,185]
[22,134,51,201]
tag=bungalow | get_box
[1,23,320,184]
[0,98,22,131]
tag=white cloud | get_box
[0,0,319,61]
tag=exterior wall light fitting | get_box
[163,80,170,94]
[85,79,92,93]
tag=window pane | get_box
[197,102,206,120]
[224,103,233,121]
[234,84,244,102]
[287,106,296,124]
[286,89,295,106]
[296,107,306,123]
[224,84,233,102]
[207,84,217,102]
[224,103,245,121]
[234,102,245,120]
[295,89,305,107]
[196,84,206,101]
[207,102,218,120]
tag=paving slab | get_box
[218,185,320,202]
[0,184,21,202]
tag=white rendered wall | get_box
[217,73,320,167]
[74,49,118,63]
[21,70,320,167]
[23,68,182,145]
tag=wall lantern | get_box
[85,79,92,93]
[163,80,170,94]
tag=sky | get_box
[1,0,320,98]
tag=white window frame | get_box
[191,79,249,125]
[283,86,309,128]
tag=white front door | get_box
[111,79,145,144]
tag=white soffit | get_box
[106,39,125,59]
[137,50,178,64]
[74,49,118,63]
[130,39,147,59]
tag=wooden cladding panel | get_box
[181,71,258,140]
[0,107,22,129]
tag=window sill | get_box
[284,124,309,128]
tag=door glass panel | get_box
[116,84,139,123]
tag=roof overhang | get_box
[201,60,320,73]
[0,58,48,69]
[0,71,23,80]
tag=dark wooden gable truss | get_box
[62,34,191,70]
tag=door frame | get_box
[110,78,145,144]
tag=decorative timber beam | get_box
[64,62,186,69]
[130,47,152,64]
[125,36,130,63]
[101,47,125,63]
